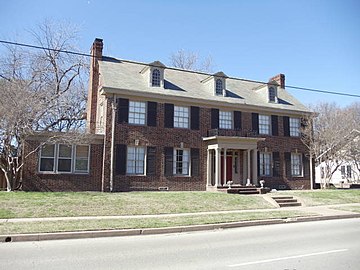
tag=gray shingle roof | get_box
[98,59,310,114]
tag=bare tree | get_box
[0,20,88,191]
[302,102,360,188]
[170,49,214,73]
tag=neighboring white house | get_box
[315,129,360,187]
[315,160,360,186]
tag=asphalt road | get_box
[1,219,359,270]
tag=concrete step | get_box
[271,196,301,207]
[278,202,302,207]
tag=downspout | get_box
[109,94,117,192]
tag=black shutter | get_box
[117,98,129,124]
[146,147,156,176]
[257,151,260,176]
[285,152,291,177]
[273,152,280,177]
[303,153,310,178]
[234,111,242,130]
[116,144,126,175]
[164,103,174,128]
[190,106,200,130]
[271,115,278,136]
[211,109,219,129]
[191,148,200,176]
[147,101,157,127]
[252,113,259,134]
[283,116,290,137]
[164,147,173,176]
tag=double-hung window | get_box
[259,152,272,176]
[126,146,145,175]
[219,111,232,129]
[259,115,271,135]
[291,153,302,176]
[269,87,276,102]
[128,101,146,125]
[152,69,161,87]
[290,118,300,137]
[39,144,90,174]
[174,106,189,128]
[215,79,223,95]
[173,149,190,175]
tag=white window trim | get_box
[39,144,90,174]
[128,101,147,126]
[291,153,303,177]
[215,78,223,95]
[173,148,190,176]
[259,152,272,176]
[259,115,271,135]
[290,117,301,137]
[174,105,190,129]
[151,69,161,87]
[219,111,232,129]
[126,146,146,175]
[74,145,91,173]
[268,86,277,103]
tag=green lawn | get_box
[281,189,360,206]
[0,210,311,234]
[0,191,274,219]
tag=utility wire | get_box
[1,39,359,98]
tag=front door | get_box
[221,155,233,185]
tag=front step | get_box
[227,187,260,195]
[271,196,301,207]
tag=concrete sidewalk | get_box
[1,203,359,243]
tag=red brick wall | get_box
[22,140,104,192]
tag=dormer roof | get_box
[140,60,166,74]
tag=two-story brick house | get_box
[22,38,312,192]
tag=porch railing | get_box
[207,128,258,137]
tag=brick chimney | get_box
[86,38,103,133]
[269,73,285,89]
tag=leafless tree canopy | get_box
[0,20,89,191]
[169,49,213,73]
[302,102,360,188]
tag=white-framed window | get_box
[290,117,300,137]
[74,145,90,173]
[39,144,55,172]
[129,101,146,125]
[215,79,223,95]
[126,146,145,175]
[259,115,271,135]
[152,69,161,87]
[341,165,352,179]
[291,153,302,177]
[219,111,232,129]
[173,148,190,175]
[174,106,189,128]
[39,144,90,174]
[269,87,277,102]
[259,152,272,176]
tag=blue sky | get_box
[1,0,359,106]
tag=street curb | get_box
[1,214,360,243]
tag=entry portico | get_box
[203,136,265,188]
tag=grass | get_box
[0,191,273,219]
[0,211,311,235]
[280,189,360,206]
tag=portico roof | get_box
[203,136,265,150]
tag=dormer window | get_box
[215,79,223,95]
[151,69,161,87]
[140,61,166,88]
[269,87,276,102]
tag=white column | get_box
[246,149,251,186]
[252,149,258,186]
[206,149,211,186]
[215,147,221,187]
[223,148,227,186]
[242,150,247,185]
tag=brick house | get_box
[22,38,312,192]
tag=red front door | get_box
[221,156,233,185]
